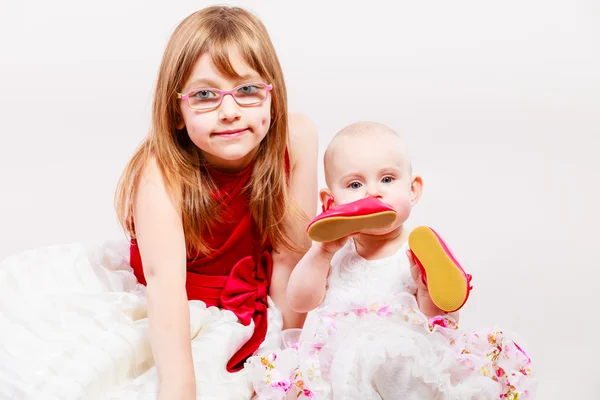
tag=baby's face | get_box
[325,133,416,234]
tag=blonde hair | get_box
[115,6,301,255]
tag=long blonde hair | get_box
[115,6,303,255]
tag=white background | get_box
[1,0,598,398]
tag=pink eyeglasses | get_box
[177,82,273,110]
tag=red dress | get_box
[130,155,288,373]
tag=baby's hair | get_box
[323,121,412,185]
[115,6,305,256]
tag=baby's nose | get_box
[365,185,381,198]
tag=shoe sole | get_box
[307,211,397,242]
[408,226,470,312]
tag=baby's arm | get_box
[407,250,460,321]
[134,158,195,399]
[287,242,336,313]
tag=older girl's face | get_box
[178,50,272,172]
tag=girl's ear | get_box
[176,116,185,130]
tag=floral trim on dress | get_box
[249,305,534,399]
[482,331,533,399]
[248,351,315,399]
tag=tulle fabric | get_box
[0,240,283,400]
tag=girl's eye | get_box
[237,84,258,95]
[192,89,218,100]
[381,176,394,184]
[349,182,362,190]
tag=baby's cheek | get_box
[394,198,413,221]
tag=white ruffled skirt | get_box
[247,294,536,400]
[0,240,283,400]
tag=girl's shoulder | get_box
[287,112,318,165]
[137,155,167,190]
[136,155,181,214]
[288,112,316,132]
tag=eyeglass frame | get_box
[177,82,273,110]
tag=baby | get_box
[247,122,536,399]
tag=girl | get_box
[246,122,536,400]
[0,6,317,400]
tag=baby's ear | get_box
[410,175,423,206]
[319,188,334,208]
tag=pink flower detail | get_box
[429,316,450,328]
[354,307,368,316]
[271,379,292,392]
[514,341,532,363]
[303,388,315,398]
[377,305,392,316]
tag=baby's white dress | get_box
[247,239,536,399]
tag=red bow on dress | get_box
[131,240,273,372]
[182,249,272,372]
[220,250,272,372]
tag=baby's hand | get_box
[407,249,454,318]
[315,236,352,258]
[406,250,428,292]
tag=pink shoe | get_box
[307,197,397,242]
[408,226,473,312]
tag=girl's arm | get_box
[133,158,195,399]
[269,112,319,329]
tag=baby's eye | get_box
[381,176,394,184]
[348,182,362,190]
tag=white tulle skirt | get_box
[0,240,283,400]
[246,294,536,400]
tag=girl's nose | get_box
[218,94,242,121]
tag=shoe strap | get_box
[322,196,335,212]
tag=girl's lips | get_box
[213,128,247,137]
